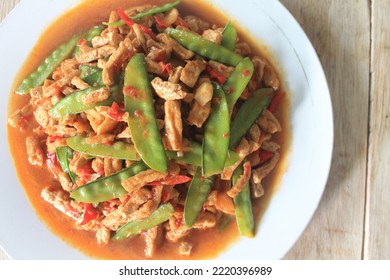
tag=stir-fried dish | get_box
[8,0,285,258]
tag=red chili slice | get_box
[268,91,285,113]
[79,203,100,226]
[242,69,250,77]
[159,62,174,75]
[147,175,192,186]
[258,150,274,165]
[154,15,170,29]
[107,102,125,121]
[78,163,95,184]
[206,66,226,84]
[175,16,189,29]
[117,7,157,40]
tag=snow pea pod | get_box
[85,25,105,41]
[107,0,181,27]
[70,161,149,203]
[232,163,254,237]
[221,20,237,51]
[112,203,174,240]
[166,140,239,167]
[124,54,167,173]
[202,83,230,177]
[184,167,214,228]
[223,57,254,114]
[56,146,77,183]
[16,33,83,95]
[164,28,243,66]
[66,136,139,160]
[79,65,103,86]
[229,88,274,148]
[50,85,122,118]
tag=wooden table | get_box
[1,0,389,260]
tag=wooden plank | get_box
[0,0,20,22]
[280,0,370,259]
[365,0,390,260]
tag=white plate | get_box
[0,0,333,259]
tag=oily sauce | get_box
[7,0,291,259]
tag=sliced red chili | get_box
[154,15,170,29]
[161,191,170,203]
[107,102,125,121]
[147,175,192,186]
[259,150,274,165]
[79,203,100,225]
[206,66,226,84]
[159,61,174,75]
[268,91,285,113]
[78,163,95,184]
[175,16,189,29]
[242,69,250,77]
[117,7,157,40]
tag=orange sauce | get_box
[7,0,291,259]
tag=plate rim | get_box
[0,0,333,260]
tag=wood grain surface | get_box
[365,0,390,260]
[281,0,371,259]
[0,0,389,260]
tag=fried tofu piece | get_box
[164,100,183,151]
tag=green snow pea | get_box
[202,83,230,177]
[164,28,243,66]
[107,0,181,27]
[66,136,139,161]
[223,57,254,114]
[232,163,254,237]
[166,140,240,167]
[70,162,149,203]
[221,20,237,51]
[55,146,77,183]
[85,24,105,41]
[229,88,274,148]
[16,33,83,95]
[124,54,167,173]
[112,203,174,240]
[79,65,103,86]
[50,85,122,118]
[73,24,105,57]
[184,167,214,228]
